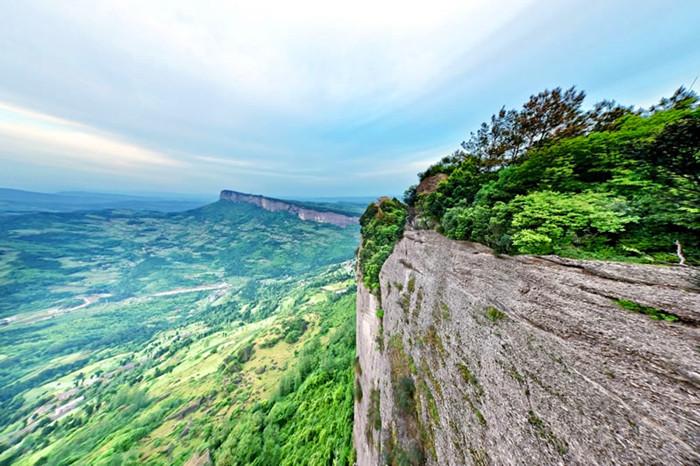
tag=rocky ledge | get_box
[219,189,358,227]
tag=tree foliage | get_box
[454,86,634,172]
[418,87,699,263]
[358,198,408,293]
[214,295,356,466]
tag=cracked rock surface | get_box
[354,229,700,465]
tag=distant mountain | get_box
[290,195,379,215]
[0,192,359,465]
[220,189,360,227]
[0,188,213,214]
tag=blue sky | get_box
[1,0,698,197]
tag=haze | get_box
[1,0,698,197]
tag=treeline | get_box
[403,86,699,263]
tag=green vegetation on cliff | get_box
[358,198,408,293]
[213,294,356,466]
[408,87,699,263]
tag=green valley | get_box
[0,198,360,465]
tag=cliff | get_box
[219,189,359,227]
[354,229,700,465]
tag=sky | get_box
[1,0,699,198]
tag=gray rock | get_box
[354,229,700,465]
[219,189,358,227]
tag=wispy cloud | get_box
[63,0,533,110]
[1,0,698,195]
[0,102,183,171]
[195,155,325,180]
[349,145,454,179]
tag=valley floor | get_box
[0,202,360,465]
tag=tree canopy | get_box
[407,87,699,263]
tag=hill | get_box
[0,198,359,465]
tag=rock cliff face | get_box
[354,229,700,465]
[219,190,358,227]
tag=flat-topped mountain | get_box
[220,189,359,227]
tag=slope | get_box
[0,199,359,465]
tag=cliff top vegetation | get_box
[360,86,699,292]
[410,86,699,263]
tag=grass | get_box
[369,388,381,431]
[424,326,446,358]
[407,276,416,293]
[614,299,680,322]
[528,410,568,455]
[466,396,487,427]
[457,363,484,400]
[440,302,450,320]
[485,306,507,322]
[421,382,439,426]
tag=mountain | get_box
[0,197,359,465]
[220,189,360,227]
[2,86,698,465]
[353,89,700,465]
[0,188,213,214]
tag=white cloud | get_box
[3,0,694,196]
[41,0,534,113]
[348,143,454,179]
[0,102,183,171]
[194,155,325,179]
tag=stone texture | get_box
[354,229,700,465]
[219,189,358,227]
[416,174,448,195]
[354,279,383,466]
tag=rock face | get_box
[219,190,358,227]
[354,229,700,465]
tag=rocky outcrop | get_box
[354,229,700,465]
[219,190,358,227]
[416,173,447,195]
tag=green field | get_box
[0,200,360,465]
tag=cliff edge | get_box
[354,229,700,465]
[220,189,359,227]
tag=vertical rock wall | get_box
[354,279,383,466]
[354,229,700,465]
[219,190,359,227]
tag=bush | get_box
[214,295,357,466]
[509,191,638,254]
[358,198,408,293]
[394,376,416,414]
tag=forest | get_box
[358,87,699,295]
[412,87,699,263]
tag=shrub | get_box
[395,376,416,414]
[358,198,408,294]
[485,306,506,323]
[509,191,638,254]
